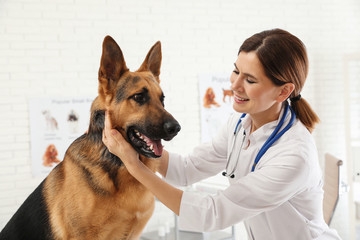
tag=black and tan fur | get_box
[0,36,180,240]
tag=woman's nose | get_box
[231,75,243,92]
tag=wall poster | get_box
[197,74,237,188]
[29,97,95,177]
[199,74,235,143]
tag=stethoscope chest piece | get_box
[222,171,235,178]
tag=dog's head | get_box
[96,36,180,158]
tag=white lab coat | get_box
[165,106,341,240]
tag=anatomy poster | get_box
[29,97,94,177]
[199,74,235,143]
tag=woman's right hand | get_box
[102,111,141,172]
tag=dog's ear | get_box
[138,41,162,82]
[99,36,128,100]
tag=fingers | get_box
[102,126,107,143]
[104,111,112,132]
[103,111,117,141]
[101,111,141,170]
[102,111,124,155]
[103,111,114,151]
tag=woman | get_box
[103,29,341,239]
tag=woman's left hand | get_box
[102,111,141,171]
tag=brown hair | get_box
[239,28,320,132]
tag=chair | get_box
[322,153,343,225]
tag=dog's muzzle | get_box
[127,119,181,158]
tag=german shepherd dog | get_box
[0,36,181,240]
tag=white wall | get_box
[1,0,359,239]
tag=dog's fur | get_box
[0,36,180,240]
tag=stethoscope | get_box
[222,102,296,178]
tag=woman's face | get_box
[230,51,283,117]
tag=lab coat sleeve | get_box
[178,144,311,232]
[165,115,234,186]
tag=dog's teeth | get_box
[136,132,141,136]
[150,144,153,151]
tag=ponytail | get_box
[290,96,320,133]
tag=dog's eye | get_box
[132,93,148,105]
[130,88,149,105]
[134,93,145,102]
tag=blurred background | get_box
[0,0,359,239]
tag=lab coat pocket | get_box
[258,202,313,240]
[307,219,327,238]
[285,203,327,239]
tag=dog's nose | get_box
[164,120,181,137]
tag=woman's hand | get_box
[102,111,141,171]
[102,112,182,216]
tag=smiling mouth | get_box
[234,95,249,103]
[127,128,164,158]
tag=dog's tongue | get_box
[152,139,163,156]
[143,135,163,156]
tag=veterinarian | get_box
[103,29,341,239]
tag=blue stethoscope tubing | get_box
[251,102,296,172]
[224,102,296,177]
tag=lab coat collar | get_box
[241,103,291,145]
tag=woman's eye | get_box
[246,78,256,84]
[233,69,239,74]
